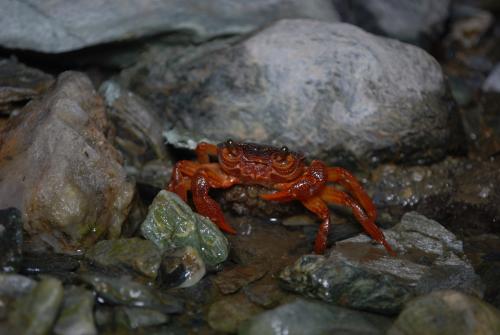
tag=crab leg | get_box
[327,167,376,221]
[320,186,395,255]
[301,196,331,254]
[168,160,199,202]
[191,165,239,234]
[195,142,218,163]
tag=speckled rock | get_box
[280,212,483,314]
[85,238,162,278]
[159,19,461,167]
[0,71,134,253]
[115,307,169,330]
[0,208,23,272]
[239,298,392,335]
[0,273,36,298]
[333,0,451,48]
[388,290,500,335]
[0,0,339,53]
[140,190,229,267]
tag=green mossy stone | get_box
[140,190,229,267]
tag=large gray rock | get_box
[0,0,339,53]
[161,19,461,167]
[280,212,484,314]
[0,72,134,253]
[333,0,451,48]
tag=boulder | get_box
[0,71,134,253]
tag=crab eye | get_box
[281,146,289,154]
[226,139,234,146]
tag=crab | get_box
[167,140,394,255]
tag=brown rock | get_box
[0,71,134,253]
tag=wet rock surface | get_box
[240,298,392,335]
[85,238,161,279]
[0,71,134,253]
[0,0,339,53]
[280,212,484,314]
[154,19,461,167]
[333,0,451,48]
[388,290,500,335]
[0,208,23,272]
[0,58,54,114]
[141,190,229,267]
[79,273,183,314]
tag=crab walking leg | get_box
[320,186,395,256]
[195,142,218,164]
[327,167,376,221]
[167,160,201,202]
[301,196,331,254]
[191,166,239,234]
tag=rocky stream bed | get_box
[1,1,500,334]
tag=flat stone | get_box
[85,238,161,278]
[208,294,263,333]
[214,263,268,295]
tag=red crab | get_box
[167,140,394,255]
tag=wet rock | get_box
[280,255,412,315]
[369,157,500,236]
[0,1,338,53]
[239,298,392,335]
[140,190,229,267]
[85,238,161,278]
[388,290,500,335]
[208,294,263,333]
[483,64,500,93]
[115,307,169,330]
[0,208,23,272]
[243,282,287,309]
[53,286,96,335]
[0,273,36,297]
[100,81,171,189]
[160,19,461,167]
[0,58,54,113]
[280,212,484,314]
[8,277,64,335]
[157,246,206,289]
[20,253,80,275]
[0,71,134,253]
[333,0,451,48]
[80,273,183,314]
[214,263,268,295]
